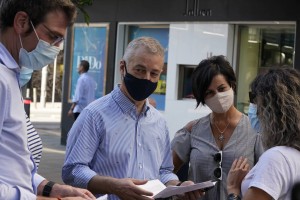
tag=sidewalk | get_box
[37,128,65,184]
[29,102,65,184]
[30,102,61,129]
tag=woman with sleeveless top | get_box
[171,55,264,200]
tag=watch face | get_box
[228,193,240,200]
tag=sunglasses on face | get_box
[213,151,222,180]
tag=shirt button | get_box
[139,164,142,169]
[138,143,141,147]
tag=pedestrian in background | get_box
[68,60,96,120]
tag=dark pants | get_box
[74,112,80,120]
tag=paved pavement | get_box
[37,128,66,184]
[29,102,66,184]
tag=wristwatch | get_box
[42,181,55,197]
[227,193,241,200]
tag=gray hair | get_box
[123,37,165,63]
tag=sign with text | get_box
[69,24,108,101]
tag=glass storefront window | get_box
[236,24,295,114]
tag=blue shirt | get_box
[0,43,37,199]
[72,73,96,113]
[62,86,178,199]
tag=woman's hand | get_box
[227,157,250,195]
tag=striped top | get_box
[26,114,43,169]
[172,114,264,200]
[62,87,178,199]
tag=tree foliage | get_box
[72,0,93,24]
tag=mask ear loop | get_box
[18,35,24,48]
[30,20,40,40]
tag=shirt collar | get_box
[111,86,150,116]
[0,42,20,71]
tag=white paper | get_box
[96,194,108,200]
[138,179,217,199]
[138,179,167,197]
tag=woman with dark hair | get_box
[171,55,264,200]
[227,67,300,200]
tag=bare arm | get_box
[243,187,272,200]
[37,180,95,200]
[172,151,185,174]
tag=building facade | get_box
[61,0,300,144]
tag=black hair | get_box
[80,60,90,72]
[192,55,236,107]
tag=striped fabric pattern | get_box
[26,114,43,169]
[62,87,178,199]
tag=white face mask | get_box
[205,88,234,113]
[18,21,60,70]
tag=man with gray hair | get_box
[63,37,204,200]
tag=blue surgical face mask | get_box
[19,67,34,87]
[18,21,60,70]
[248,103,260,133]
[123,63,158,101]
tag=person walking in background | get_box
[0,0,95,199]
[68,60,96,120]
[227,67,300,200]
[171,55,264,200]
[62,37,204,200]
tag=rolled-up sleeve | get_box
[62,108,102,188]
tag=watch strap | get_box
[42,181,55,197]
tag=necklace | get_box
[213,117,230,142]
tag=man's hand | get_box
[227,157,250,195]
[176,181,205,200]
[51,184,96,200]
[113,178,154,200]
[67,109,73,117]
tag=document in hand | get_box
[138,179,217,199]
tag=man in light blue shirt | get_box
[68,60,96,120]
[62,37,204,200]
[0,1,95,199]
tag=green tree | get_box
[72,0,93,24]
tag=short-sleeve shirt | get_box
[241,146,300,200]
[172,114,264,200]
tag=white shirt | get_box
[0,43,37,199]
[241,146,300,200]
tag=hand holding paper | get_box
[138,179,216,199]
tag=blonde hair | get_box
[254,67,300,151]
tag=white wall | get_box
[165,23,231,139]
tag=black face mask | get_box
[123,63,158,101]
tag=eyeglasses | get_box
[213,151,222,180]
[42,24,64,46]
